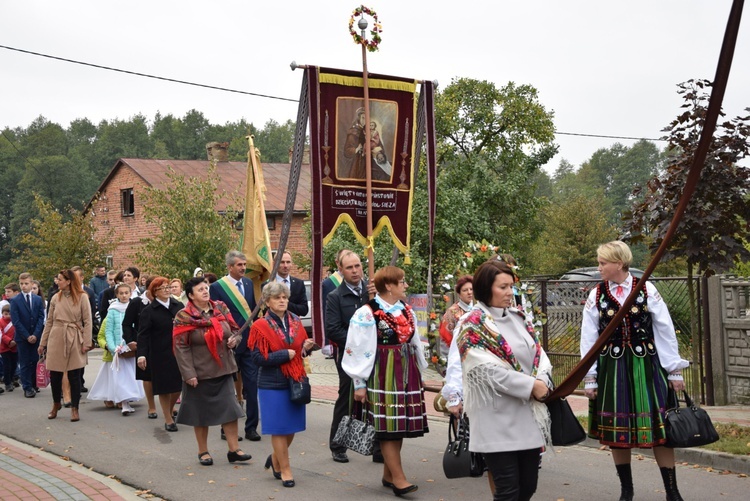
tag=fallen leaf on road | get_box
[208,480,215,484]
[426,479,434,482]
[47,440,55,445]
[738,474,747,478]
[187,473,195,476]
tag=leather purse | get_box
[289,376,311,404]
[333,402,375,456]
[665,390,719,448]
[546,397,587,446]
[442,414,485,479]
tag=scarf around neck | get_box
[173,300,237,367]
[457,303,552,450]
[248,310,306,382]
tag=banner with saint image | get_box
[307,66,419,260]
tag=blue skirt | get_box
[259,387,306,435]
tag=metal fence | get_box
[526,277,704,401]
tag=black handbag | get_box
[665,390,719,448]
[288,376,311,404]
[442,414,485,479]
[546,397,587,446]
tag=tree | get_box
[624,79,750,384]
[526,194,617,276]
[409,77,557,288]
[8,194,114,283]
[624,79,750,277]
[134,164,241,281]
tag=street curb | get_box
[579,437,750,475]
[0,433,152,500]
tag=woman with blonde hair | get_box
[581,241,688,501]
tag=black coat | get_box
[137,298,184,395]
[324,280,369,347]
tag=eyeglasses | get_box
[155,286,170,291]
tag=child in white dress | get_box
[88,283,144,414]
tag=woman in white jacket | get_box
[455,260,553,501]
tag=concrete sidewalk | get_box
[1,348,748,500]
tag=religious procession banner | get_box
[307,66,421,260]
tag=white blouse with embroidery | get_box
[342,295,427,389]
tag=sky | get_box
[1,0,749,172]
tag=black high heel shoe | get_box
[392,484,418,497]
[227,450,252,463]
[264,454,282,479]
[164,422,178,432]
[281,479,295,488]
[382,478,395,488]
[198,452,213,466]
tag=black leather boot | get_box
[615,463,634,501]
[660,466,685,501]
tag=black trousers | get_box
[50,368,83,408]
[483,448,540,501]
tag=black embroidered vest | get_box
[595,277,656,359]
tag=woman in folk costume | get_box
[437,275,474,371]
[249,281,315,488]
[455,260,553,501]
[581,241,689,501]
[172,277,249,466]
[343,266,428,497]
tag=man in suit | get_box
[209,250,260,441]
[325,250,379,463]
[271,251,308,318]
[10,272,45,398]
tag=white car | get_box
[301,280,312,335]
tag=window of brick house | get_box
[266,215,275,230]
[121,188,134,216]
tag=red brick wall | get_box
[92,165,311,279]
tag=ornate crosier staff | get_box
[349,5,382,288]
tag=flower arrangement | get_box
[348,5,382,52]
[456,239,502,276]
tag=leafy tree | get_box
[134,164,241,281]
[526,194,617,276]
[624,79,750,383]
[91,114,153,178]
[412,77,557,286]
[624,79,750,277]
[253,119,296,163]
[8,194,114,284]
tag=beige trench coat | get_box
[40,292,93,372]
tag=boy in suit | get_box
[10,273,45,397]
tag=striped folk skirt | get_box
[588,345,670,448]
[364,343,429,440]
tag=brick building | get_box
[86,146,311,278]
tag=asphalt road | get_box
[0,353,747,500]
